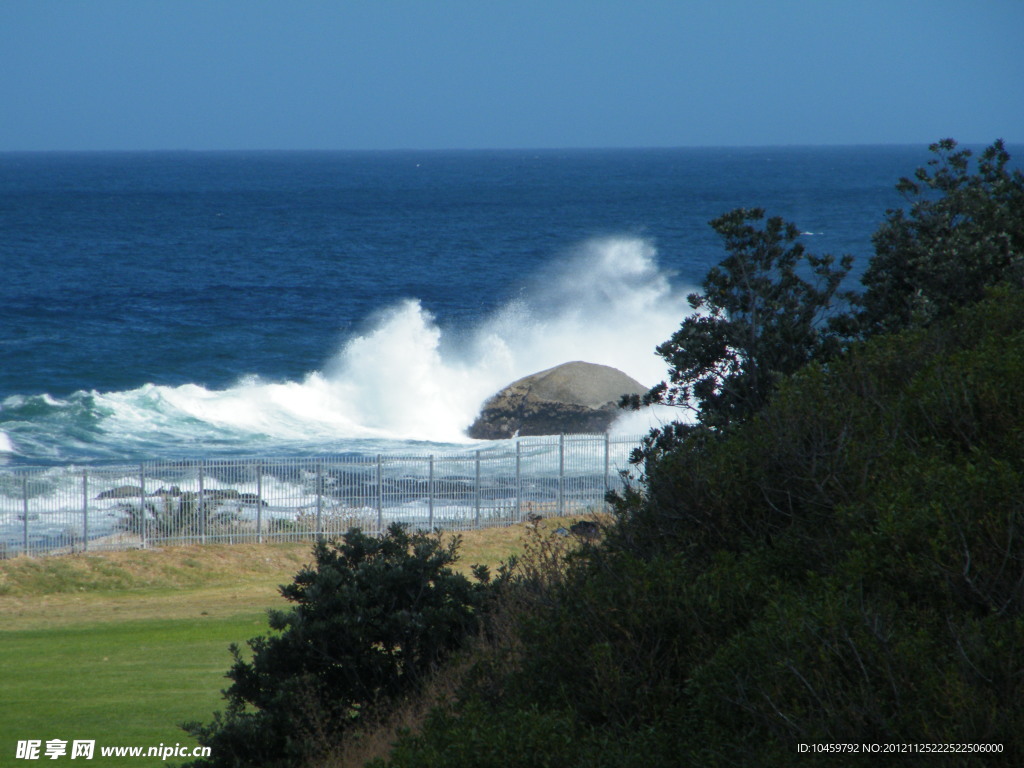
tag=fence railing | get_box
[0,433,643,557]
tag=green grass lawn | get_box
[0,522,572,766]
[0,612,266,758]
[0,543,313,765]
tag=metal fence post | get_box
[474,450,481,527]
[376,455,383,534]
[604,432,611,511]
[256,461,263,544]
[82,469,89,552]
[22,474,29,555]
[558,434,565,517]
[515,440,521,521]
[428,455,434,531]
[198,462,206,545]
[139,463,147,548]
[315,458,324,541]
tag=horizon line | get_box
[2,139,1018,155]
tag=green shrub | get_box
[182,523,496,768]
[629,288,1024,762]
[379,288,1024,767]
[377,694,685,768]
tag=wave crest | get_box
[5,237,695,459]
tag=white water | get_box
[50,237,696,456]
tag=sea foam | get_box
[87,237,696,451]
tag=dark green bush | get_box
[377,142,1024,763]
[375,700,642,768]
[182,524,496,768]
[629,287,1024,763]
[380,287,1024,767]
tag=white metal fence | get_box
[0,434,643,557]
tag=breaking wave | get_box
[1,237,694,462]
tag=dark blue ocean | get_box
[0,146,951,466]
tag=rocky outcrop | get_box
[96,485,143,500]
[467,361,647,440]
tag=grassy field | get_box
[0,524,541,765]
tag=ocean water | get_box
[0,146,936,467]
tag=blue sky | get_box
[1,0,1021,151]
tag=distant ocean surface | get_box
[0,145,959,466]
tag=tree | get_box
[623,208,853,460]
[379,286,1024,768]
[860,138,1024,336]
[183,524,497,768]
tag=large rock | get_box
[467,361,647,439]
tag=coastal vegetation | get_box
[182,524,502,768]
[0,527,529,764]
[182,139,1023,767]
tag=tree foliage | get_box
[183,524,496,768]
[379,286,1024,767]
[860,138,1024,335]
[623,207,853,459]
[369,141,1024,767]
